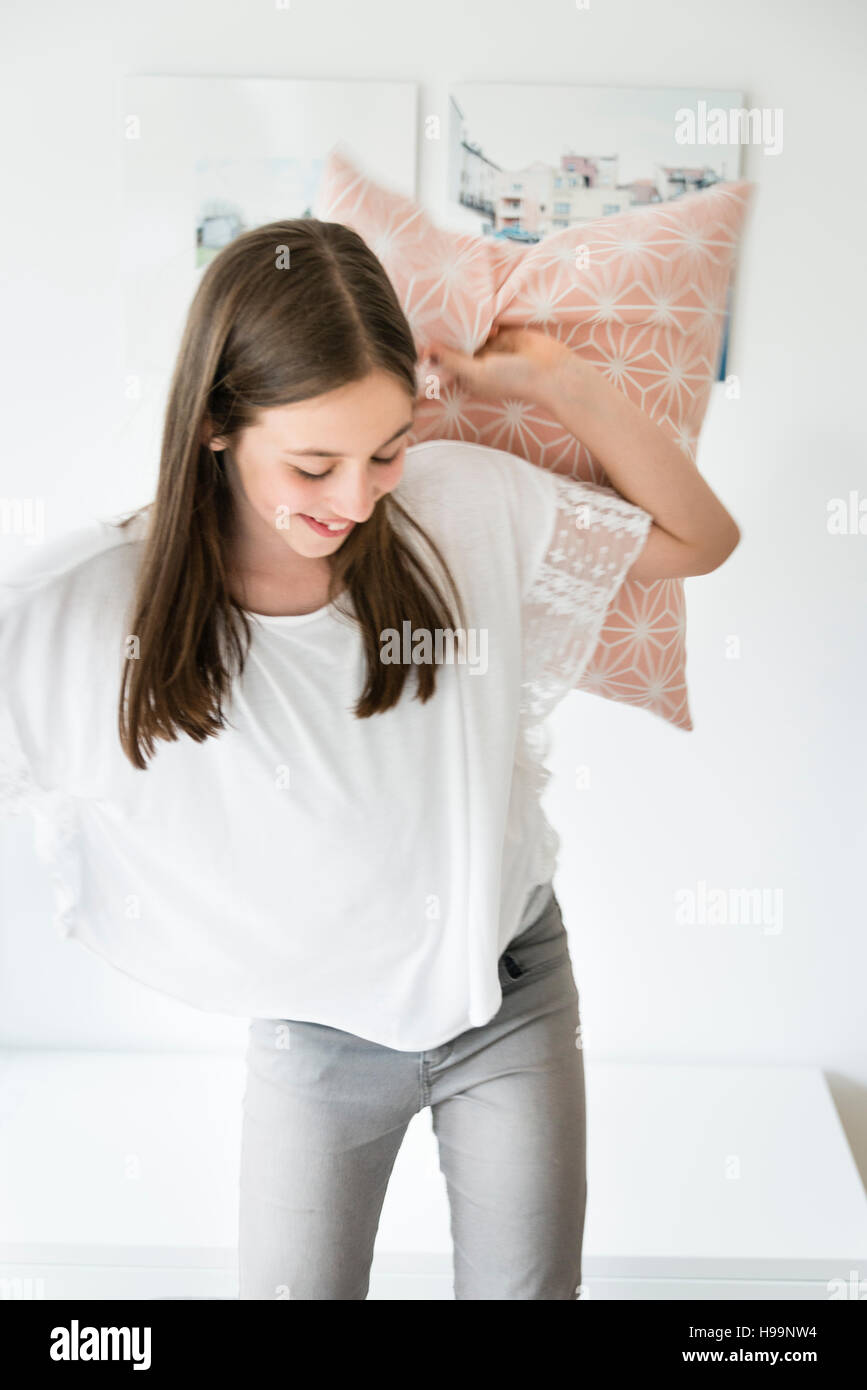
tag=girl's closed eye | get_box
[292,448,404,481]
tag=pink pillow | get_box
[313,148,755,731]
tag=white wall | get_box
[1,0,866,1180]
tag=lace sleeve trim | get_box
[514,473,652,883]
[520,472,653,728]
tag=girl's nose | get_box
[331,469,381,522]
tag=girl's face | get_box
[210,370,413,559]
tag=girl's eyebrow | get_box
[283,420,414,458]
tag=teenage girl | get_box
[0,218,739,1300]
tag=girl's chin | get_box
[285,531,349,556]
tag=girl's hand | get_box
[425,327,572,405]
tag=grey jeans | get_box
[237,885,586,1300]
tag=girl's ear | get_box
[200,416,228,450]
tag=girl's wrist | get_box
[535,352,597,419]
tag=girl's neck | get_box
[225,519,335,618]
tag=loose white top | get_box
[0,441,651,1050]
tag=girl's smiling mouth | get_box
[298,514,355,537]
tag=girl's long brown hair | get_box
[117,218,465,770]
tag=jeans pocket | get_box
[499,894,570,988]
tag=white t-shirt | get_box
[0,441,651,1050]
